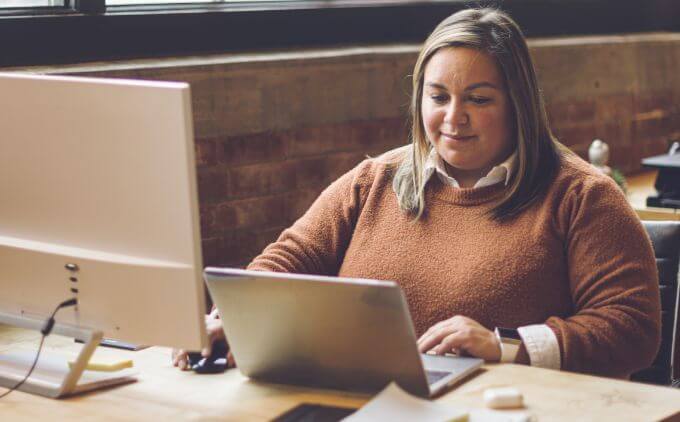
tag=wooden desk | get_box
[1,325,679,421]
[628,171,680,221]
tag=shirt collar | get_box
[423,148,517,189]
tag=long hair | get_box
[392,8,562,221]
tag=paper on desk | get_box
[342,383,467,422]
[342,383,533,422]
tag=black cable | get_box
[0,298,78,399]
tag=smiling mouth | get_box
[441,133,476,141]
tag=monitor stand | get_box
[0,311,137,398]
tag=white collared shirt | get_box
[422,149,561,370]
[423,148,517,188]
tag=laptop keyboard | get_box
[425,370,451,385]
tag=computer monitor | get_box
[0,73,208,397]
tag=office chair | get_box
[631,221,680,386]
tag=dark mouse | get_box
[187,340,229,374]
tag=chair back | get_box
[631,221,680,385]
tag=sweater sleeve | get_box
[246,160,371,275]
[546,176,661,378]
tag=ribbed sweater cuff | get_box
[518,324,561,370]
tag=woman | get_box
[175,8,660,378]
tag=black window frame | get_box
[1,0,678,67]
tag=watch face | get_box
[497,327,522,341]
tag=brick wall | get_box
[532,34,680,172]
[195,118,406,267]
[17,34,680,267]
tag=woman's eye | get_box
[430,95,448,104]
[469,96,490,105]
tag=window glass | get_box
[1,0,64,7]
[106,0,287,4]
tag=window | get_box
[108,0,220,3]
[1,1,677,68]
[1,0,64,7]
[106,0,259,4]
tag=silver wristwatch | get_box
[494,327,522,363]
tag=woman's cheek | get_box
[422,107,442,138]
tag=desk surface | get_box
[1,325,680,421]
[628,171,680,221]
[1,170,679,421]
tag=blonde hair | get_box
[392,8,562,220]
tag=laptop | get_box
[204,268,483,398]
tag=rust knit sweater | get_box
[247,151,661,378]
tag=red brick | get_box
[639,136,672,159]
[201,237,220,267]
[634,93,674,115]
[352,120,384,148]
[218,228,282,267]
[545,99,596,125]
[672,92,680,115]
[283,125,348,158]
[214,202,237,230]
[194,138,217,167]
[632,116,673,142]
[217,230,253,266]
[593,121,634,171]
[552,123,596,149]
[295,157,330,189]
[218,132,285,165]
[377,118,410,144]
[365,142,403,159]
[353,118,409,149]
[199,203,219,238]
[196,168,230,203]
[285,188,323,222]
[282,119,408,160]
[594,121,631,147]
[227,161,297,199]
[595,93,634,122]
[252,226,286,256]
[609,145,636,173]
[670,113,680,136]
[324,151,368,183]
[214,194,289,231]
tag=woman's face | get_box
[421,47,515,185]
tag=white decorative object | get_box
[589,139,612,176]
[483,387,525,409]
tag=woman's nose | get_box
[444,100,469,126]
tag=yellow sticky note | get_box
[68,359,133,372]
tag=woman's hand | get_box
[171,311,236,370]
[417,315,501,362]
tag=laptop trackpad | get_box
[421,353,481,372]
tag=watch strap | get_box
[495,327,522,363]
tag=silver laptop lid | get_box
[204,267,431,397]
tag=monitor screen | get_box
[0,73,208,351]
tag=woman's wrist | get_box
[494,327,523,363]
[515,344,530,365]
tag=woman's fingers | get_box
[172,349,189,370]
[418,319,453,342]
[435,331,466,355]
[417,325,455,352]
[418,315,469,343]
[418,315,501,360]
[417,316,468,352]
[227,351,236,368]
[434,326,501,361]
[174,313,229,368]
